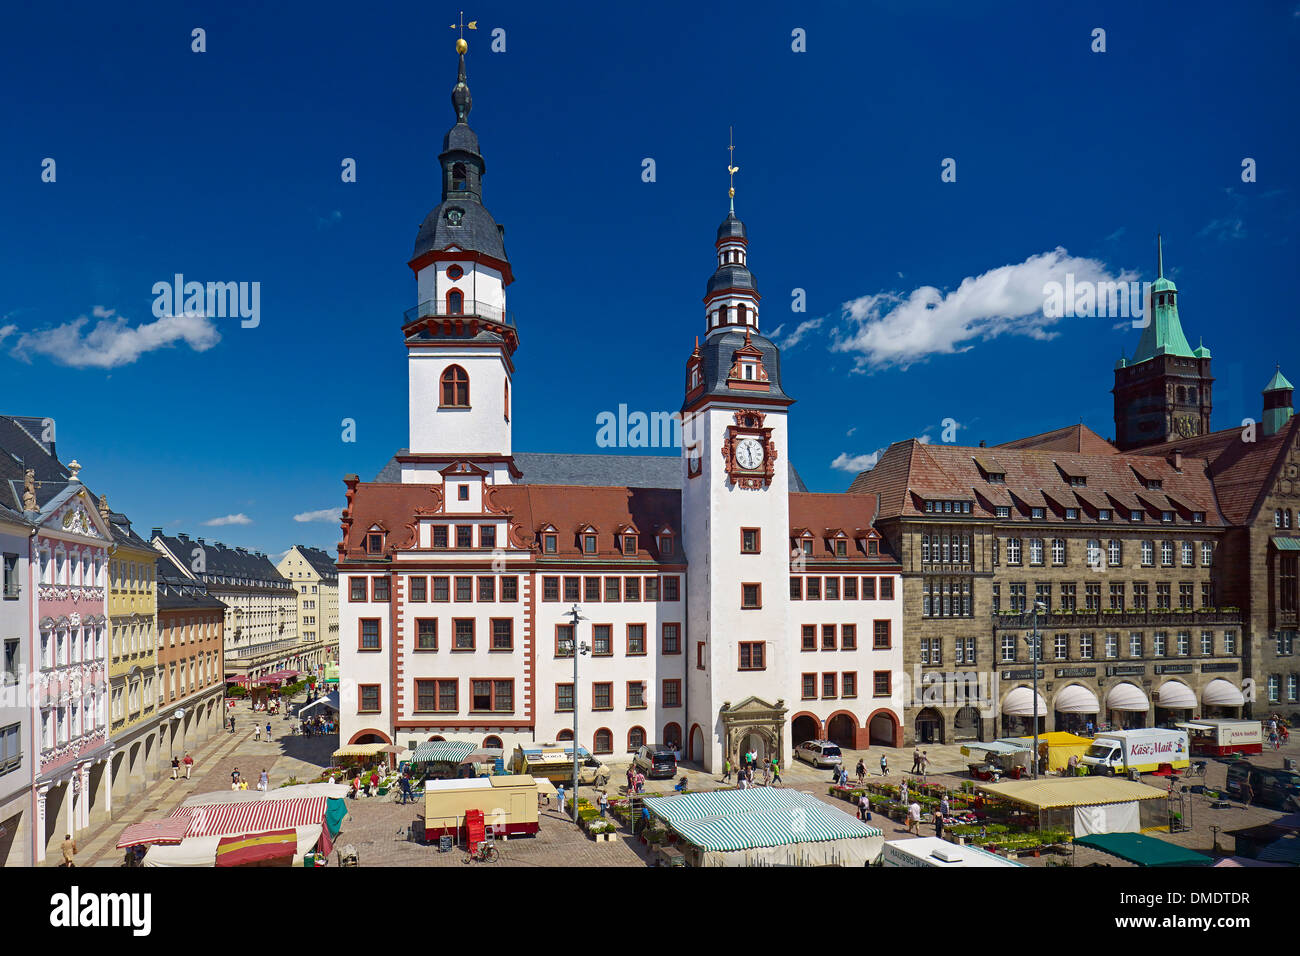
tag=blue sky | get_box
[1,0,1297,556]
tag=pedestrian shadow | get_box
[273,733,340,767]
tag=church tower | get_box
[1112,235,1213,450]
[681,155,795,771]
[402,36,519,484]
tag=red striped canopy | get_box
[116,818,191,849]
[171,797,328,837]
[215,829,298,867]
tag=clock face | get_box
[735,437,765,470]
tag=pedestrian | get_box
[635,770,645,794]
[911,746,921,774]
[933,810,945,839]
[231,768,241,786]
[183,752,193,779]
[557,784,567,816]
[170,755,180,780]
[626,766,635,794]
[856,759,866,785]
[1242,777,1254,807]
[899,780,909,806]
[266,722,272,741]
[369,769,380,796]
[722,756,732,784]
[258,769,269,792]
[60,833,76,867]
[880,754,888,776]
[1085,719,1094,737]
[920,750,929,784]
[771,759,782,786]
[229,716,235,735]
[399,773,412,805]
[907,800,922,835]
[858,792,869,821]
[762,766,771,787]
[940,793,950,817]
[598,791,608,817]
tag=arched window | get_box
[446,289,464,315]
[452,162,467,191]
[736,303,747,325]
[482,735,503,749]
[556,728,573,742]
[441,365,470,407]
[628,726,646,752]
[719,305,730,325]
[663,722,681,749]
[593,728,613,754]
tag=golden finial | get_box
[450,11,477,53]
[727,126,739,212]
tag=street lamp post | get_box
[1027,602,1046,780]
[564,605,589,821]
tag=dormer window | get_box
[925,501,934,513]
[366,532,384,554]
[542,533,557,554]
[1031,508,1045,520]
[801,538,813,556]
[622,534,638,555]
[1161,511,1174,523]
[1068,476,1086,487]
[743,363,755,380]
[987,472,1005,484]
[868,540,879,556]
[658,533,675,556]
[835,540,847,557]
[689,366,702,390]
[995,506,1010,519]
[1065,508,1079,520]
[1130,510,1143,522]
[1099,509,1112,521]
[458,484,469,501]
[583,534,597,554]
[1192,512,1204,523]
[1146,479,1163,490]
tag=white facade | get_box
[0,512,34,866]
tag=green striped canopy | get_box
[644,788,881,853]
[411,741,477,764]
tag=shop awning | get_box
[332,743,391,759]
[1202,679,1245,707]
[412,741,477,764]
[116,818,191,849]
[978,777,1169,809]
[1074,832,1213,867]
[215,828,299,867]
[171,797,328,838]
[1054,684,1100,714]
[297,691,339,716]
[1271,536,1300,551]
[1155,681,1196,710]
[1105,682,1150,712]
[1001,687,1047,717]
[961,740,1031,757]
[644,788,880,852]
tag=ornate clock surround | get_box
[721,410,778,489]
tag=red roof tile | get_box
[997,423,1117,456]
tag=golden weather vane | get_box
[450,11,478,52]
[727,126,740,212]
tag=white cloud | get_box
[316,209,343,229]
[294,508,342,523]
[830,248,1135,371]
[846,426,857,437]
[830,449,882,473]
[768,317,824,350]
[0,324,15,344]
[917,433,933,445]
[9,307,220,369]
[203,514,252,527]
[1104,226,1126,242]
[1197,217,1245,241]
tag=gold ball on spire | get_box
[456,38,468,54]
[729,187,735,198]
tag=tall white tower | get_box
[403,39,519,485]
[682,183,795,772]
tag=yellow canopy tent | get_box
[1002,733,1093,773]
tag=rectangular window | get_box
[584,576,601,602]
[739,642,766,670]
[432,576,450,601]
[456,526,474,549]
[359,619,380,651]
[1130,632,1143,658]
[741,583,762,609]
[645,577,659,601]
[583,534,597,554]
[1134,583,1148,610]
[873,619,891,650]
[843,577,858,599]
[1161,541,1174,566]
[1201,582,1212,608]
[1001,633,1016,662]
[662,679,681,707]
[1201,630,1213,656]
[697,642,705,670]
[349,578,367,602]
[415,618,437,651]
[841,624,857,650]
[801,625,816,651]
[1007,538,1022,565]
[1179,583,1194,610]
[873,671,891,697]
[822,673,837,699]
[824,577,840,600]
[1224,631,1237,654]
[471,680,513,713]
[627,681,646,709]
[1153,633,1167,657]
[662,623,680,654]
[862,577,876,600]
[563,576,580,602]
[478,576,496,602]
[543,577,560,602]
[621,533,637,554]
[453,618,475,650]
[741,528,760,553]
[1202,542,1213,566]
[455,576,473,602]
[543,533,557,554]
[1156,583,1171,610]
[790,577,803,600]
[432,525,449,549]
[491,618,513,651]
[416,679,455,712]
[592,624,612,656]
[663,576,681,601]
[1052,539,1065,565]
[1105,633,1118,659]
[1141,541,1154,566]
[501,576,518,602]
[1079,633,1094,660]
[556,684,574,712]
[1054,634,1068,660]
[992,584,1001,613]
[555,624,574,658]
[409,576,427,602]
[880,577,894,600]
[1029,539,1044,565]
[627,624,646,656]
[1,553,18,600]
[589,682,613,710]
[480,525,497,549]
[624,576,641,601]
[1176,631,1190,657]
[821,625,837,651]
[1085,582,1100,610]
[358,685,380,713]
[604,576,621,602]
[801,673,817,699]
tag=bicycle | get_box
[463,838,498,864]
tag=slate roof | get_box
[689,328,794,407]
[0,414,72,512]
[293,545,339,582]
[155,552,226,612]
[107,510,155,554]
[155,532,293,591]
[374,450,808,493]
[413,199,508,263]
[848,436,1223,525]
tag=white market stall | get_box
[643,787,883,867]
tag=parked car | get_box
[795,740,843,768]
[633,744,678,779]
[1224,762,1300,811]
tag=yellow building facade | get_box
[275,545,338,673]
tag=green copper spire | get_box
[1131,234,1195,364]
[1265,365,1294,392]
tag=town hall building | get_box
[336,40,905,771]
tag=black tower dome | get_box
[412,45,510,270]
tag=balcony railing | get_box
[226,637,301,664]
[403,298,515,328]
[991,608,1243,629]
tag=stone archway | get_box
[790,713,821,746]
[826,712,859,748]
[719,697,788,772]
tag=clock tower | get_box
[682,186,796,772]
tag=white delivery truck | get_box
[1080,728,1189,776]
[879,837,1024,868]
[1176,720,1263,757]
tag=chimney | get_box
[979,440,987,448]
[151,527,163,538]
[1170,448,1183,472]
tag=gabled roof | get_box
[996,423,1117,456]
[787,493,898,565]
[293,545,339,582]
[0,413,72,512]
